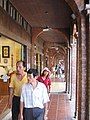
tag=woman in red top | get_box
[37,67,51,93]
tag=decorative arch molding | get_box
[44,42,67,54]
[54,52,66,64]
[44,46,66,64]
[32,27,68,43]
[54,50,66,58]
[46,50,65,67]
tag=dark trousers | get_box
[24,107,44,120]
[12,96,20,120]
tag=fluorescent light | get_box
[43,28,52,31]
[43,28,50,31]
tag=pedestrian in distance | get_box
[37,67,51,94]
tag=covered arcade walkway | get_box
[0,0,90,120]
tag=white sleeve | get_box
[42,84,50,104]
[20,85,25,102]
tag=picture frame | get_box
[2,46,10,58]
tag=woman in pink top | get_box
[37,67,51,93]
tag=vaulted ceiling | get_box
[10,0,74,47]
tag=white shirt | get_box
[20,82,50,108]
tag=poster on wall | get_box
[2,46,10,58]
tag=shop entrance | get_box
[0,35,26,96]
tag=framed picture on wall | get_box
[2,46,10,58]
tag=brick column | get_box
[88,14,90,120]
[78,13,88,120]
[65,48,70,93]
[65,49,68,92]
[69,46,72,100]
[74,26,79,118]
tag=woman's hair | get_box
[41,69,49,78]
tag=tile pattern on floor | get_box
[0,95,8,115]
[48,93,72,120]
[1,93,73,120]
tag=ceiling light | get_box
[51,46,58,50]
[43,26,52,31]
[43,28,50,31]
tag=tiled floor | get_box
[0,77,74,120]
[48,93,72,120]
[0,95,8,114]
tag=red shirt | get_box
[37,76,51,91]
